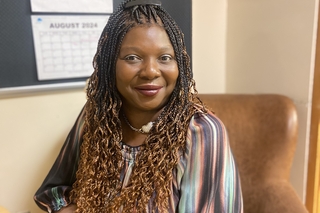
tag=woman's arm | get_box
[34,107,85,212]
[178,112,243,213]
[55,204,77,213]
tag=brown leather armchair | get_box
[198,94,308,213]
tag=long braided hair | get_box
[70,0,203,212]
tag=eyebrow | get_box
[120,46,174,52]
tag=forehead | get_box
[120,24,172,48]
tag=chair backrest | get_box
[198,94,299,212]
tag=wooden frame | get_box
[306,120,320,212]
[305,3,320,211]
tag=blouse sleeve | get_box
[178,111,243,213]
[34,107,85,213]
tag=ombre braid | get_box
[70,1,204,212]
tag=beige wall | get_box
[0,0,318,211]
[0,90,86,212]
[194,0,319,203]
[224,0,319,202]
[192,0,227,93]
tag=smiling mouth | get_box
[135,85,163,96]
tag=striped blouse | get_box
[34,108,243,212]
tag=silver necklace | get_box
[122,113,154,134]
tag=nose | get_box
[139,58,160,79]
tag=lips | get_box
[135,84,163,96]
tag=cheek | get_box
[116,61,136,83]
[167,66,179,86]
[115,63,126,90]
[116,61,128,80]
[116,74,128,93]
[115,75,128,99]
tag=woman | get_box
[34,0,243,212]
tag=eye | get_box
[159,55,174,62]
[123,55,141,62]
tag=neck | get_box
[121,107,163,127]
[122,113,154,134]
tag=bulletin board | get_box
[0,0,191,97]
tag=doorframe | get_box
[305,2,320,211]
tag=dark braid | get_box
[71,1,203,212]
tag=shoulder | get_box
[188,108,226,136]
[73,106,86,137]
[185,106,229,154]
[179,107,229,170]
[177,107,229,176]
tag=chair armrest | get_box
[244,180,308,213]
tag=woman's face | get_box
[116,25,179,112]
